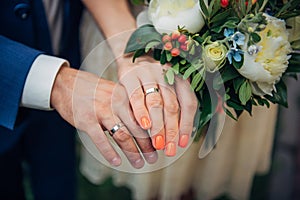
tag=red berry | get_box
[220,0,229,8]
[162,34,172,43]
[171,48,180,57]
[171,31,180,40]
[178,35,187,43]
[164,42,173,51]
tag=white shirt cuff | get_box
[21,54,70,110]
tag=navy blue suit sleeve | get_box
[0,35,42,130]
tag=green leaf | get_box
[166,51,173,62]
[233,56,244,69]
[199,0,209,17]
[199,89,217,128]
[165,68,175,85]
[160,51,167,65]
[223,106,237,120]
[125,25,162,53]
[250,32,261,43]
[238,81,252,105]
[153,49,162,61]
[211,17,239,33]
[227,99,245,110]
[191,72,203,90]
[213,67,240,90]
[210,10,231,24]
[172,63,180,74]
[145,41,161,53]
[130,0,145,5]
[180,59,187,65]
[265,80,288,107]
[233,77,246,93]
[285,53,300,73]
[132,49,145,62]
[183,64,201,79]
[208,0,215,15]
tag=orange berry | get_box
[180,44,188,51]
[178,35,187,43]
[162,34,172,43]
[171,31,180,40]
[171,48,180,57]
[164,42,173,51]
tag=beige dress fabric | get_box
[79,10,278,200]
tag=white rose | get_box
[148,0,205,34]
[238,14,292,96]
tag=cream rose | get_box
[148,0,205,34]
[237,14,292,96]
[202,42,227,72]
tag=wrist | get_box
[50,66,76,110]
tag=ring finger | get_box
[144,84,165,150]
[101,115,145,169]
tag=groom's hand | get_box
[50,66,158,168]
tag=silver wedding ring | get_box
[145,87,160,96]
[110,122,124,135]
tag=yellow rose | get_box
[202,42,227,72]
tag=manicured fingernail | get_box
[146,152,158,164]
[141,117,151,129]
[155,135,165,150]
[111,157,121,166]
[179,135,189,148]
[134,159,144,169]
[165,142,176,157]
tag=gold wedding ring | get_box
[145,87,160,96]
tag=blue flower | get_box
[231,32,245,48]
[227,48,244,64]
[224,28,235,38]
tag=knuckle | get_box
[179,124,193,134]
[147,96,163,108]
[167,129,179,140]
[114,129,132,143]
[165,102,179,113]
[185,99,198,111]
[130,91,144,103]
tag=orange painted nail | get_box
[141,116,151,129]
[165,142,176,157]
[179,135,189,148]
[155,135,165,150]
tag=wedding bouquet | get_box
[126,0,300,133]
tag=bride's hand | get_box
[116,56,198,156]
[50,66,158,168]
